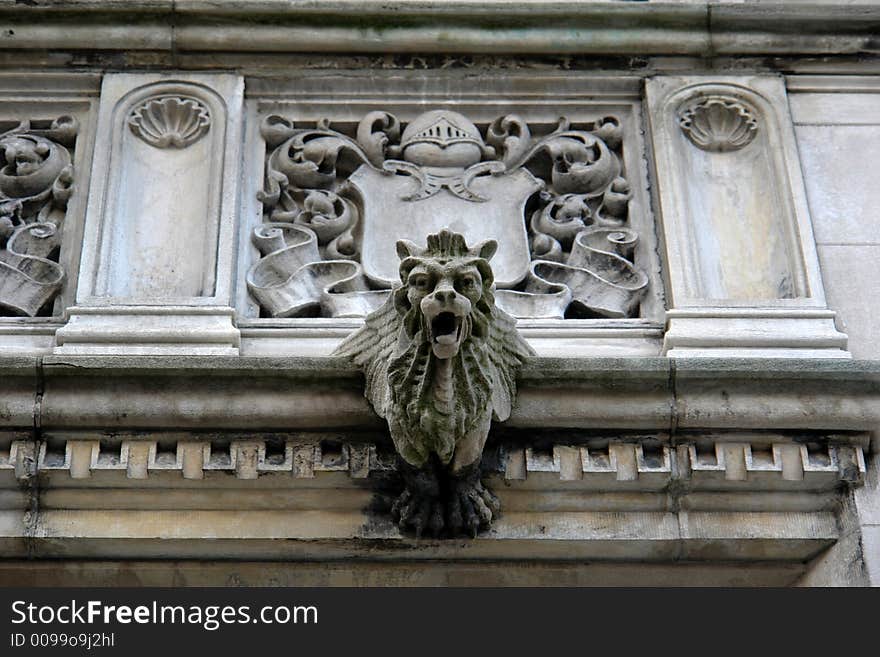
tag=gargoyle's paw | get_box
[390,488,411,520]
[447,480,500,537]
[392,488,442,538]
[477,482,501,517]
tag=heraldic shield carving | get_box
[249,109,648,320]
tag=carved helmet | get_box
[400,110,487,168]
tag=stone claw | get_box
[446,476,499,537]
[392,460,499,538]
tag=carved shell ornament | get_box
[678,96,758,152]
[128,96,211,149]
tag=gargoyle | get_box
[334,229,534,537]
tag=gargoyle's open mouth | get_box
[431,311,462,348]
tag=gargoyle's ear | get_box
[396,239,421,259]
[474,239,497,261]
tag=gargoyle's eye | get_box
[411,275,429,290]
[457,276,476,290]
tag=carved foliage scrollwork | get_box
[250,109,648,320]
[0,116,77,316]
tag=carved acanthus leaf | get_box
[356,111,402,166]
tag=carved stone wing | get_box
[333,296,401,418]
[486,307,536,422]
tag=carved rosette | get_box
[128,96,210,149]
[0,116,77,316]
[678,96,758,152]
[249,109,648,320]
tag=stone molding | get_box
[0,355,877,440]
[3,436,863,490]
[0,2,877,58]
[0,354,874,565]
[0,432,860,562]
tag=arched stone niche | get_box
[95,84,220,299]
[55,73,244,355]
[646,75,849,358]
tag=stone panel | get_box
[817,245,880,360]
[860,525,880,586]
[646,75,848,358]
[796,125,880,246]
[55,73,244,356]
[237,72,666,359]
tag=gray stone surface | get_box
[818,245,880,360]
[791,86,880,363]
[0,355,38,429]
[860,525,880,586]
[1,355,876,434]
[2,350,871,576]
[797,125,880,246]
[2,356,864,434]
[797,531,868,587]
[853,452,880,585]
[854,456,880,526]
[54,72,244,356]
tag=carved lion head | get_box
[393,229,498,359]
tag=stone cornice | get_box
[1,354,871,565]
[0,1,877,58]
[1,355,877,441]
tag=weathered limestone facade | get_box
[0,1,879,586]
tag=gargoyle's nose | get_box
[431,287,457,305]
